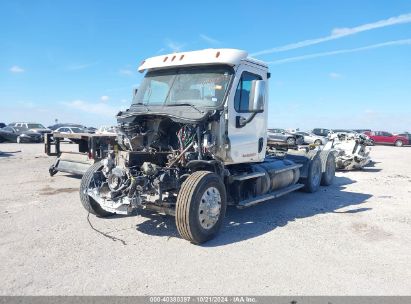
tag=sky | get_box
[1,0,411,132]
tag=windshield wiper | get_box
[167,103,204,114]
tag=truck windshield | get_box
[133,66,233,107]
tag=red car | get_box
[364,131,409,147]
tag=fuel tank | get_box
[250,159,301,196]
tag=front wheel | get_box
[16,136,21,144]
[395,140,403,147]
[80,162,113,217]
[287,137,296,146]
[176,171,227,244]
[314,139,322,145]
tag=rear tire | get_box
[176,171,227,244]
[80,162,113,217]
[395,140,403,147]
[302,156,322,193]
[321,153,336,186]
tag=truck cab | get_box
[79,49,336,244]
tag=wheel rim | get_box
[198,186,221,230]
[396,141,403,147]
[287,138,295,145]
[315,140,321,145]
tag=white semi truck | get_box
[80,49,336,244]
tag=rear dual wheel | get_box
[176,171,227,244]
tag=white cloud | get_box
[200,34,220,44]
[9,65,25,73]
[165,39,185,52]
[63,100,118,117]
[251,12,411,56]
[329,72,342,79]
[100,95,109,102]
[119,68,134,76]
[267,39,411,64]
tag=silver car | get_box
[296,131,328,145]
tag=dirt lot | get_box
[0,143,410,295]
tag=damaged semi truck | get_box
[80,49,335,244]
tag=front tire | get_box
[314,139,322,145]
[395,140,403,147]
[176,171,227,244]
[287,137,296,146]
[80,162,113,217]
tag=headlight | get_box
[20,134,30,137]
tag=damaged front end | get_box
[83,111,224,216]
[327,134,371,170]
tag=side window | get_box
[234,72,262,112]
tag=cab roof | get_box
[138,48,267,72]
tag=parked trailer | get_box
[45,132,116,176]
[79,49,336,244]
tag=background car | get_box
[9,122,51,136]
[311,128,331,137]
[267,128,304,145]
[48,123,86,131]
[295,131,327,145]
[364,131,409,147]
[95,126,117,135]
[396,132,411,143]
[55,126,85,134]
[0,126,42,143]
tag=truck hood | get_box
[117,104,215,123]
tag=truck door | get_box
[226,66,267,164]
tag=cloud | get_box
[251,12,411,56]
[63,100,118,117]
[100,95,109,102]
[200,34,220,44]
[9,65,25,73]
[119,68,134,76]
[267,39,411,64]
[165,39,185,52]
[329,72,342,79]
[66,62,97,70]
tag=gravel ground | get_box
[0,143,410,295]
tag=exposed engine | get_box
[87,115,219,214]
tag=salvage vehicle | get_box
[324,133,371,170]
[364,131,408,147]
[0,126,42,143]
[312,128,331,137]
[8,122,51,136]
[267,128,304,146]
[295,131,327,145]
[79,49,336,244]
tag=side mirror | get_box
[248,80,266,113]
